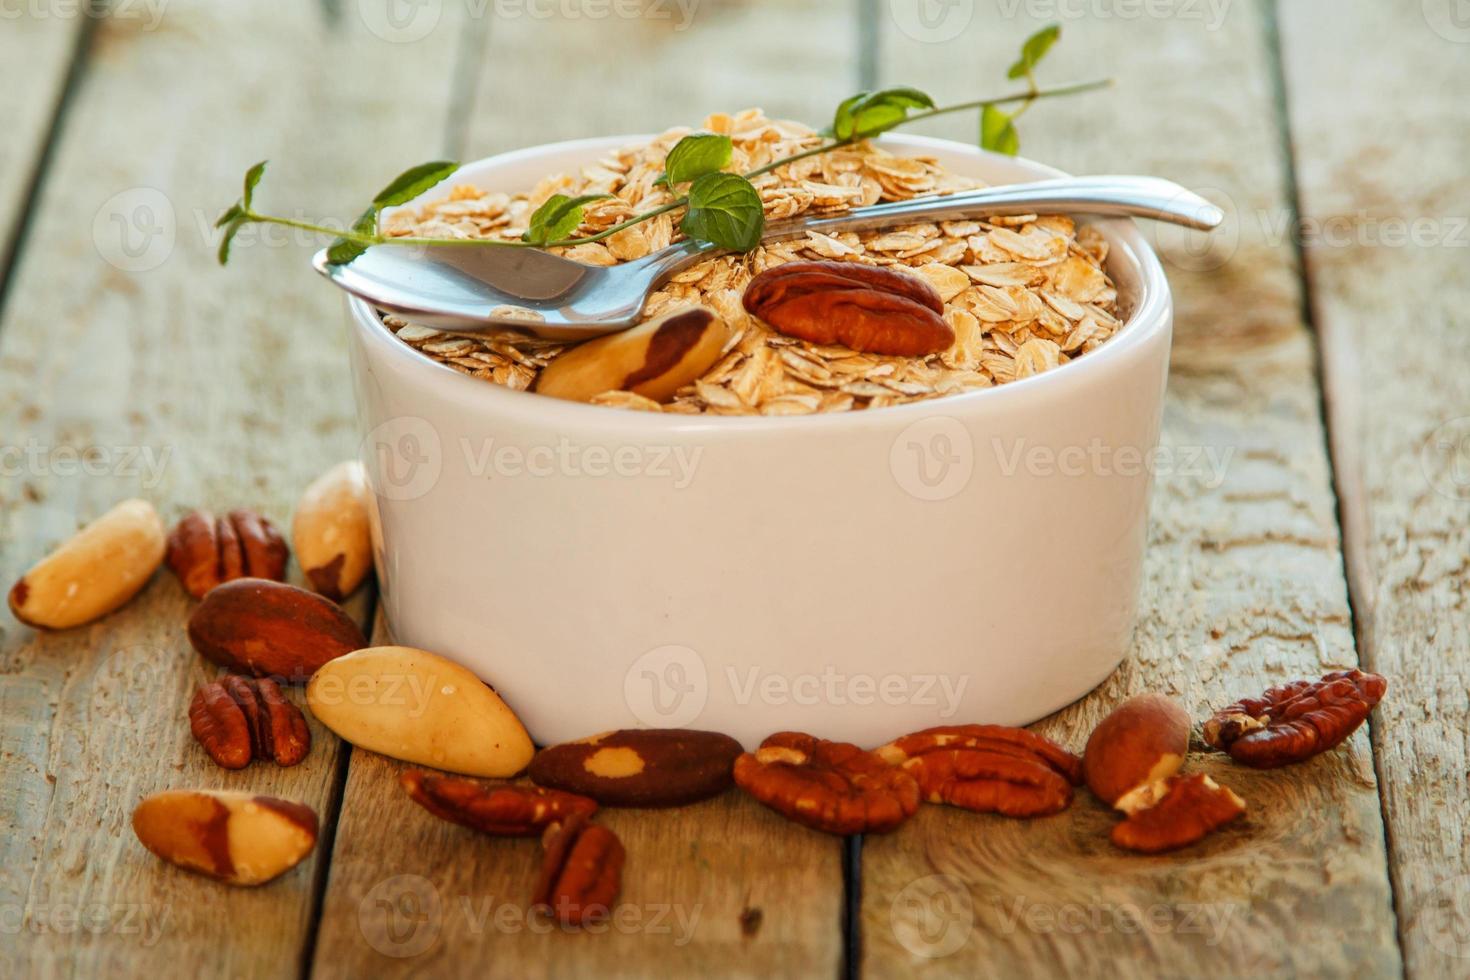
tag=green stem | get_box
[240,76,1113,257]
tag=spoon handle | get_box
[637,175,1219,284]
[776,175,1223,238]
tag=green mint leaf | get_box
[980,104,1020,156]
[216,214,246,265]
[371,161,459,207]
[1007,23,1061,80]
[831,87,936,140]
[657,133,733,186]
[241,160,267,210]
[680,173,764,252]
[215,203,243,230]
[521,193,612,245]
[326,207,379,266]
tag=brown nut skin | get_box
[535,306,731,404]
[166,509,289,600]
[733,732,920,835]
[187,578,366,683]
[9,498,166,629]
[528,729,741,807]
[742,260,953,356]
[189,675,311,769]
[1110,773,1246,854]
[400,770,596,836]
[1084,695,1191,812]
[878,725,1081,818]
[532,812,625,926]
[1202,669,1387,769]
[131,790,318,886]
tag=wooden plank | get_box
[0,2,469,975]
[863,4,1402,975]
[0,13,83,273]
[1278,2,1470,975]
[310,4,858,976]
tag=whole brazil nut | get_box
[307,646,534,778]
[1083,694,1191,814]
[741,260,954,356]
[292,461,374,601]
[529,729,742,807]
[131,789,318,886]
[9,498,166,630]
[166,508,289,599]
[187,578,366,682]
[534,305,731,403]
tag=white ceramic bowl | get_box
[344,135,1172,749]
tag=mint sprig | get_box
[217,26,1106,266]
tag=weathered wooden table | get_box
[1,1,1465,976]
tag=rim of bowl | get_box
[349,133,1172,432]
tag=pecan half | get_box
[189,675,310,769]
[532,812,625,926]
[1202,669,1387,769]
[400,770,596,836]
[1111,773,1246,853]
[733,731,920,835]
[166,509,289,599]
[877,724,1082,817]
[742,260,954,356]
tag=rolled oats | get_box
[383,109,1124,415]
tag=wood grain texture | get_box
[863,3,1401,975]
[1279,1,1470,974]
[0,1,465,975]
[0,13,82,271]
[309,4,858,976]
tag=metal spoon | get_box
[313,174,1219,340]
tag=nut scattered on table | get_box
[1083,694,1190,813]
[532,811,625,926]
[189,675,310,769]
[1109,773,1246,854]
[400,770,596,836]
[187,577,366,682]
[534,305,731,404]
[734,731,920,834]
[131,789,318,886]
[877,724,1082,817]
[292,461,374,601]
[307,645,534,777]
[529,728,742,807]
[742,260,954,356]
[165,508,289,599]
[8,498,165,630]
[1202,669,1387,769]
